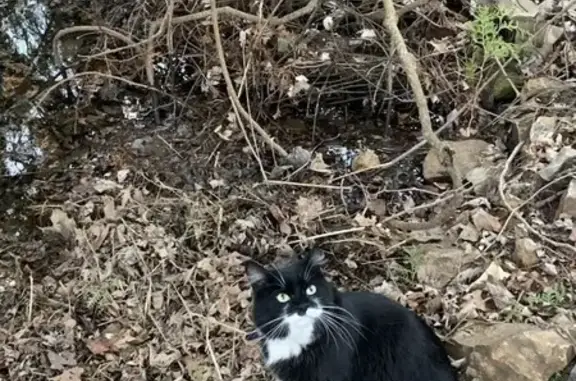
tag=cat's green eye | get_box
[306,285,317,295]
[276,292,291,303]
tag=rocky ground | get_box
[1,0,576,380]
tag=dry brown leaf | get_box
[485,281,515,309]
[50,367,84,381]
[86,337,115,355]
[469,261,510,290]
[209,178,226,188]
[48,209,77,242]
[268,204,285,222]
[457,290,487,320]
[472,208,502,232]
[409,227,445,242]
[93,178,122,193]
[149,349,182,368]
[103,196,118,221]
[117,169,130,183]
[48,351,76,370]
[353,213,376,227]
[309,153,332,174]
[367,199,387,217]
[295,196,323,224]
[352,149,380,171]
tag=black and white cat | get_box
[243,249,458,381]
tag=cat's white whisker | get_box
[271,264,287,287]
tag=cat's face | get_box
[244,250,336,341]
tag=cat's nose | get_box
[295,305,309,316]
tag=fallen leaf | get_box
[367,199,387,217]
[93,178,122,193]
[485,281,515,309]
[351,149,380,171]
[103,196,118,221]
[117,169,130,183]
[457,290,487,320]
[209,179,226,188]
[149,349,182,368]
[472,208,502,232]
[86,337,115,355]
[469,261,510,291]
[48,351,76,370]
[309,153,332,174]
[353,213,376,227]
[295,196,323,224]
[50,367,84,381]
[45,209,77,242]
[409,227,445,242]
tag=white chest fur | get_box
[264,308,322,365]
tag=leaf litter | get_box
[2,2,576,378]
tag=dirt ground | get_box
[2,0,576,380]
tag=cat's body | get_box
[244,250,458,381]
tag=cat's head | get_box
[243,249,336,338]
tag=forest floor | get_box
[1,0,576,380]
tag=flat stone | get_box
[423,139,492,182]
[539,147,576,181]
[448,322,575,381]
[416,245,477,289]
[513,237,540,268]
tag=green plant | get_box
[400,246,424,282]
[526,283,567,308]
[470,5,523,62]
[464,58,479,85]
[548,371,563,381]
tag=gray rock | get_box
[530,116,558,149]
[285,146,311,168]
[422,139,493,182]
[448,322,575,381]
[513,237,540,268]
[539,147,576,181]
[416,245,477,289]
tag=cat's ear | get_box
[243,260,269,286]
[305,248,327,268]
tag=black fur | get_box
[244,249,458,381]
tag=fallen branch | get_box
[380,0,462,231]
[52,26,137,67]
[209,0,289,158]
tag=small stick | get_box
[210,0,289,158]
[28,275,34,322]
[498,143,576,253]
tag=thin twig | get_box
[210,0,289,158]
[498,143,576,253]
[381,0,462,231]
[264,180,352,190]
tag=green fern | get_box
[470,5,523,61]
